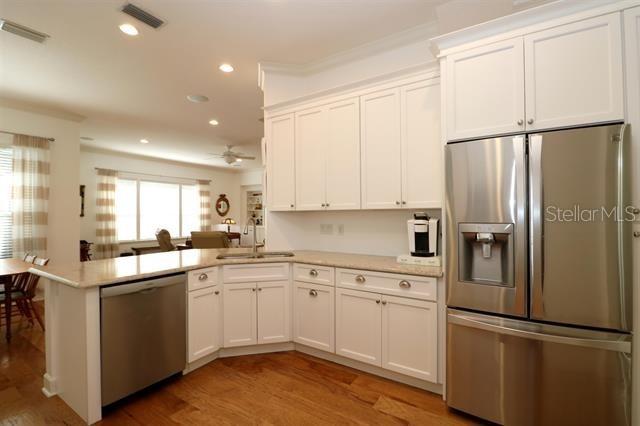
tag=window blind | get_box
[0,147,12,259]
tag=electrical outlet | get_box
[320,224,334,235]
[337,224,344,235]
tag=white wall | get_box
[79,147,242,252]
[266,209,440,257]
[0,102,81,265]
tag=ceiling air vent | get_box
[121,3,164,29]
[0,19,49,43]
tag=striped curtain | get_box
[198,180,212,231]
[95,169,119,259]
[12,135,50,259]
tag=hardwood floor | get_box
[1,303,479,425]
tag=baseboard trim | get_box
[219,342,295,358]
[42,373,57,397]
[295,344,443,395]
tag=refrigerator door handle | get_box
[448,312,631,353]
[529,134,544,318]
[615,124,630,331]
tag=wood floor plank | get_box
[0,303,477,425]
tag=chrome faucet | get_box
[244,217,257,253]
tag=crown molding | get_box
[258,20,438,88]
[430,0,640,57]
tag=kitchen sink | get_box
[216,251,295,260]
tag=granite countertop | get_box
[29,248,442,289]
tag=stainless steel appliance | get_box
[407,212,439,257]
[445,124,633,425]
[101,274,186,406]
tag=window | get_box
[115,177,201,241]
[0,147,11,259]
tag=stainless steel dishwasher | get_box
[100,273,186,406]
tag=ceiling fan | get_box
[207,145,256,166]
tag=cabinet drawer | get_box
[336,268,436,301]
[188,267,218,291]
[293,263,334,286]
[223,263,290,283]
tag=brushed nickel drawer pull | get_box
[309,269,319,277]
[376,300,381,304]
[214,290,219,295]
[355,275,366,284]
[399,280,411,289]
[198,273,208,281]
[309,289,318,297]
[382,300,387,305]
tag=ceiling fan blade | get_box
[236,155,256,160]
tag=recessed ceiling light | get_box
[119,23,139,36]
[219,63,234,73]
[187,94,209,103]
[236,158,243,162]
[209,119,219,126]
[80,136,94,141]
[140,139,149,144]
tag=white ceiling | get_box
[0,0,452,169]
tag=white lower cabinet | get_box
[223,280,290,347]
[293,281,334,352]
[257,280,291,344]
[335,288,382,366]
[381,295,437,382]
[223,283,258,347]
[335,287,438,382]
[187,285,222,362]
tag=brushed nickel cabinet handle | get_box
[258,287,262,291]
[376,300,381,304]
[517,119,524,126]
[214,290,219,295]
[309,269,318,277]
[399,280,411,289]
[198,273,208,281]
[527,118,534,125]
[252,288,256,292]
[634,231,640,238]
[401,201,406,205]
[290,204,294,208]
[309,289,318,297]
[355,275,366,284]
[382,300,387,305]
[395,201,400,205]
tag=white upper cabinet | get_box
[444,12,624,140]
[401,80,442,208]
[266,113,296,211]
[325,98,361,210]
[295,107,327,210]
[445,37,525,141]
[361,88,403,209]
[524,13,623,131]
[294,98,361,211]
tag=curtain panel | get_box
[197,180,212,231]
[95,168,119,259]
[12,134,50,259]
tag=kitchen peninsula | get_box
[30,248,444,424]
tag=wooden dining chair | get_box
[0,256,48,331]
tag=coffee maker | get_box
[407,212,439,257]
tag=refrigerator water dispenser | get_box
[458,223,514,287]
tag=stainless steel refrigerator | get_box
[444,124,633,425]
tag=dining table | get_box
[0,258,32,341]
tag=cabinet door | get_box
[625,7,640,209]
[266,114,296,211]
[257,280,290,344]
[293,281,335,352]
[223,283,257,347]
[326,98,361,210]
[381,295,437,382]
[360,88,402,209]
[524,13,623,131]
[335,288,382,366]
[445,37,525,140]
[295,107,327,210]
[187,286,222,362]
[401,79,442,208]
